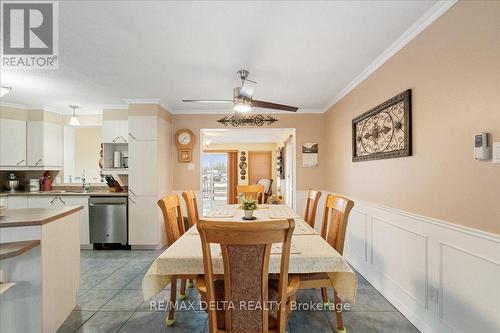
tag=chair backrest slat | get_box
[197,219,295,333]
[157,194,185,246]
[182,190,200,227]
[320,194,354,255]
[303,189,321,228]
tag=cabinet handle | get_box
[35,159,42,165]
[16,159,25,165]
[128,132,136,140]
[128,189,136,196]
[50,197,57,204]
[120,136,127,142]
[112,136,118,143]
[129,197,136,204]
[58,197,66,205]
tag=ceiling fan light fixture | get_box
[233,100,252,113]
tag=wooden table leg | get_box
[179,278,187,300]
[334,291,345,333]
[321,286,330,305]
[166,277,177,326]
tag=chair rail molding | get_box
[310,190,500,333]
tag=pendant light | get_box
[69,105,80,126]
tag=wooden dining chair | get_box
[237,184,265,204]
[182,190,200,227]
[157,194,191,326]
[303,189,322,228]
[299,194,354,333]
[196,219,300,333]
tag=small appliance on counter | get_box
[42,171,52,191]
[113,151,121,168]
[104,175,123,192]
[6,173,20,192]
[29,178,41,192]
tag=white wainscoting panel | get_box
[318,191,500,333]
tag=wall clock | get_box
[175,129,195,162]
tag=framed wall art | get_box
[302,143,318,167]
[352,89,411,162]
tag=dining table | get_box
[142,204,357,307]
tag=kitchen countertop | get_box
[0,190,128,197]
[0,206,83,228]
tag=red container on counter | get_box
[42,171,52,191]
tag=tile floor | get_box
[58,250,420,333]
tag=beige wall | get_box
[324,1,500,234]
[172,113,326,191]
[74,127,102,183]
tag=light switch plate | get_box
[493,142,500,164]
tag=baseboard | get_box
[80,244,93,250]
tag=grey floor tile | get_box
[75,311,133,333]
[76,289,119,311]
[57,311,95,333]
[345,289,397,312]
[288,311,333,333]
[118,311,167,333]
[101,289,145,311]
[159,311,207,333]
[93,273,136,290]
[122,275,143,290]
[80,272,110,290]
[325,311,419,333]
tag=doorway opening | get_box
[200,128,296,214]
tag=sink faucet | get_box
[82,169,91,193]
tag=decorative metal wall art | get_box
[352,90,411,162]
[239,151,247,180]
[217,113,278,127]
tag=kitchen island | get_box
[0,206,82,333]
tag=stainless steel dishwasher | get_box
[89,196,128,245]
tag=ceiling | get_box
[0,1,450,115]
[203,129,293,144]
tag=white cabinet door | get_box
[7,196,28,209]
[44,122,62,166]
[128,139,157,196]
[128,116,157,140]
[102,120,120,143]
[27,121,44,166]
[63,196,90,246]
[0,197,7,207]
[0,119,26,166]
[118,120,128,143]
[128,195,159,246]
[27,196,65,208]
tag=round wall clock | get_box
[175,129,195,162]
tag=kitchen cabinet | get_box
[27,121,62,167]
[128,139,157,196]
[128,195,160,245]
[0,197,7,207]
[0,119,27,167]
[128,116,157,140]
[7,196,28,209]
[27,196,90,247]
[103,120,128,143]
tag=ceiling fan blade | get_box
[182,99,233,103]
[251,100,298,112]
[238,79,257,99]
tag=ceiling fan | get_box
[182,69,299,112]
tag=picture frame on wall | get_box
[302,143,318,167]
[352,89,412,162]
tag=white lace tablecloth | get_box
[142,205,357,302]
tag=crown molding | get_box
[0,102,51,111]
[122,98,170,112]
[98,104,128,110]
[322,0,457,113]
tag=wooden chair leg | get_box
[187,278,193,288]
[334,291,345,333]
[179,278,187,300]
[166,277,177,326]
[321,287,329,305]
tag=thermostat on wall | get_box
[474,133,489,160]
[493,142,500,164]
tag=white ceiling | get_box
[203,129,293,144]
[0,1,452,115]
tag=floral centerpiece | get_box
[268,194,284,205]
[240,196,258,219]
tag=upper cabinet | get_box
[128,116,157,140]
[0,119,27,166]
[27,121,62,167]
[102,120,128,143]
